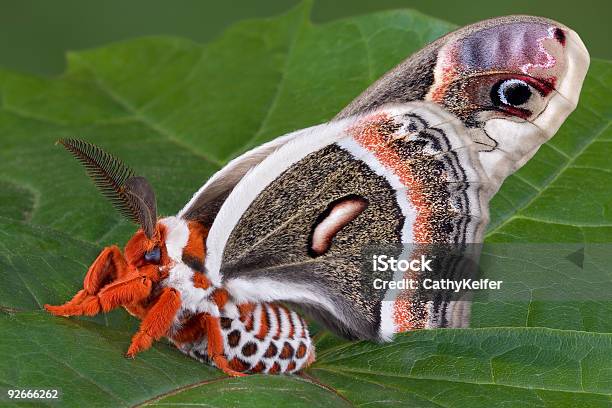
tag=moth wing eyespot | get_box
[491,79,533,107]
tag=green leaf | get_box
[0,2,610,406]
[312,328,612,407]
[470,244,612,332]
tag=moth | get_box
[45,16,589,375]
[45,140,315,376]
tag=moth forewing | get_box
[206,102,491,340]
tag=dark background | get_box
[0,0,608,76]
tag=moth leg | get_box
[50,289,89,309]
[202,314,247,377]
[126,287,181,358]
[44,245,129,316]
[97,273,155,312]
[83,245,128,294]
[46,271,151,316]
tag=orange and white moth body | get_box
[44,139,315,376]
[156,216,315,374]
[46,216,315,376]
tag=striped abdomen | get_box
[173,302,315,374]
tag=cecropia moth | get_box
[46,15,589,376]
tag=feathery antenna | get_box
[58,138,157,238]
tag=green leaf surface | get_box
[0,2,610,407]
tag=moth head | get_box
[124,223,171,268]
[116,216,200,272]
[129,216,215,285]
[58,138,160,252]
